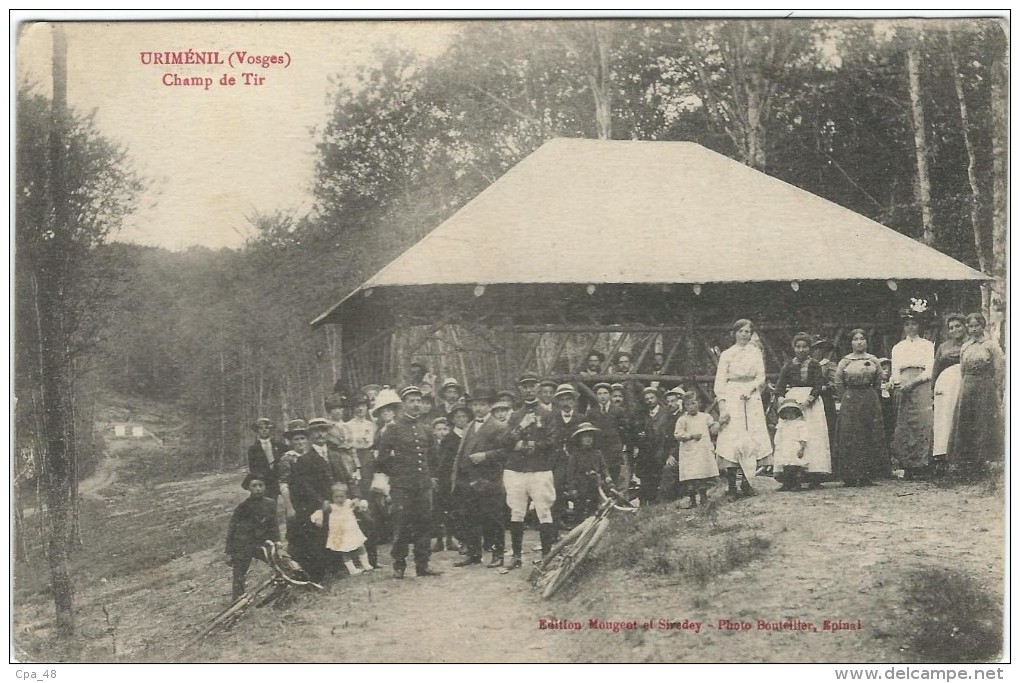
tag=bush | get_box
[901,566,1002,663]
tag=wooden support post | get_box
[604,331,629,370]
[632,331,658,374]
[661,334,685,378]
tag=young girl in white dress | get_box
[311,482,372,575]
[674,392,720,507]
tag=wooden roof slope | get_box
[313,138,986,326]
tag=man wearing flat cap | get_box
[634,385,672,503]
[374,385,442,578]
[500,372,555,566]
[584,382,627,485]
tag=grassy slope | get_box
[544,477,1005,663]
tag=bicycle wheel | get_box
[534,517,600,596]
[533,517,592,573]
[541,517,609,600]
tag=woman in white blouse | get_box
[890,312,935,479]
[713,319,773,497]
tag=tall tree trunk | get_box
[39,24,76,639]
[988,36,1007,345]
[947,34,988,275]
[906,38,935,246]
[589,23,613,140]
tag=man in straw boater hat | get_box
[499,371,555,569]
[247,418,287,501]
[545,383,587,531]
[453,387,509,569]
[374,385,443,579]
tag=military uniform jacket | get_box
[375,413,436,490]
[501,400,554,473]
[454,415,509,491]
[226,496,279,559]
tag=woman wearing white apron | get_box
[932,313,966,474]
[774,332,832,488]
[714,319,773,497]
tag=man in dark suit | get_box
[246,418,287,500]
[634,386,672,504]
[584,382,628,485]
[434,405,470,552]
[658,386,687,502]
[286,419,335,583]
[453,388,509,568]
[546,384,587,528]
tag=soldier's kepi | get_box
[373,385,442,579]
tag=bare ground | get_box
[13,430,1005,663]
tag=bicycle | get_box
[529,473,637,599]
[184,541,322,650]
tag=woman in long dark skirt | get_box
[833,329,889,486]
[890,312,935,479]
[947,313,1005,476]
[811,336,839,471]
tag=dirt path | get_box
[183,540,560,663]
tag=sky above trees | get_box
[16,20,454,249]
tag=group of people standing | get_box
[226,310,1003,595]
[748,309,1004,492]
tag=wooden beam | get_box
[604,331,630,370]
[661,334,686,377]
[520,333,544,374]
[632,331,659,374]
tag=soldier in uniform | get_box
[373,385,442,579]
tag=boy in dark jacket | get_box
[563,423,612,523]
[226,474,279,600]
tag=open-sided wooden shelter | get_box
[312,139,987,398]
